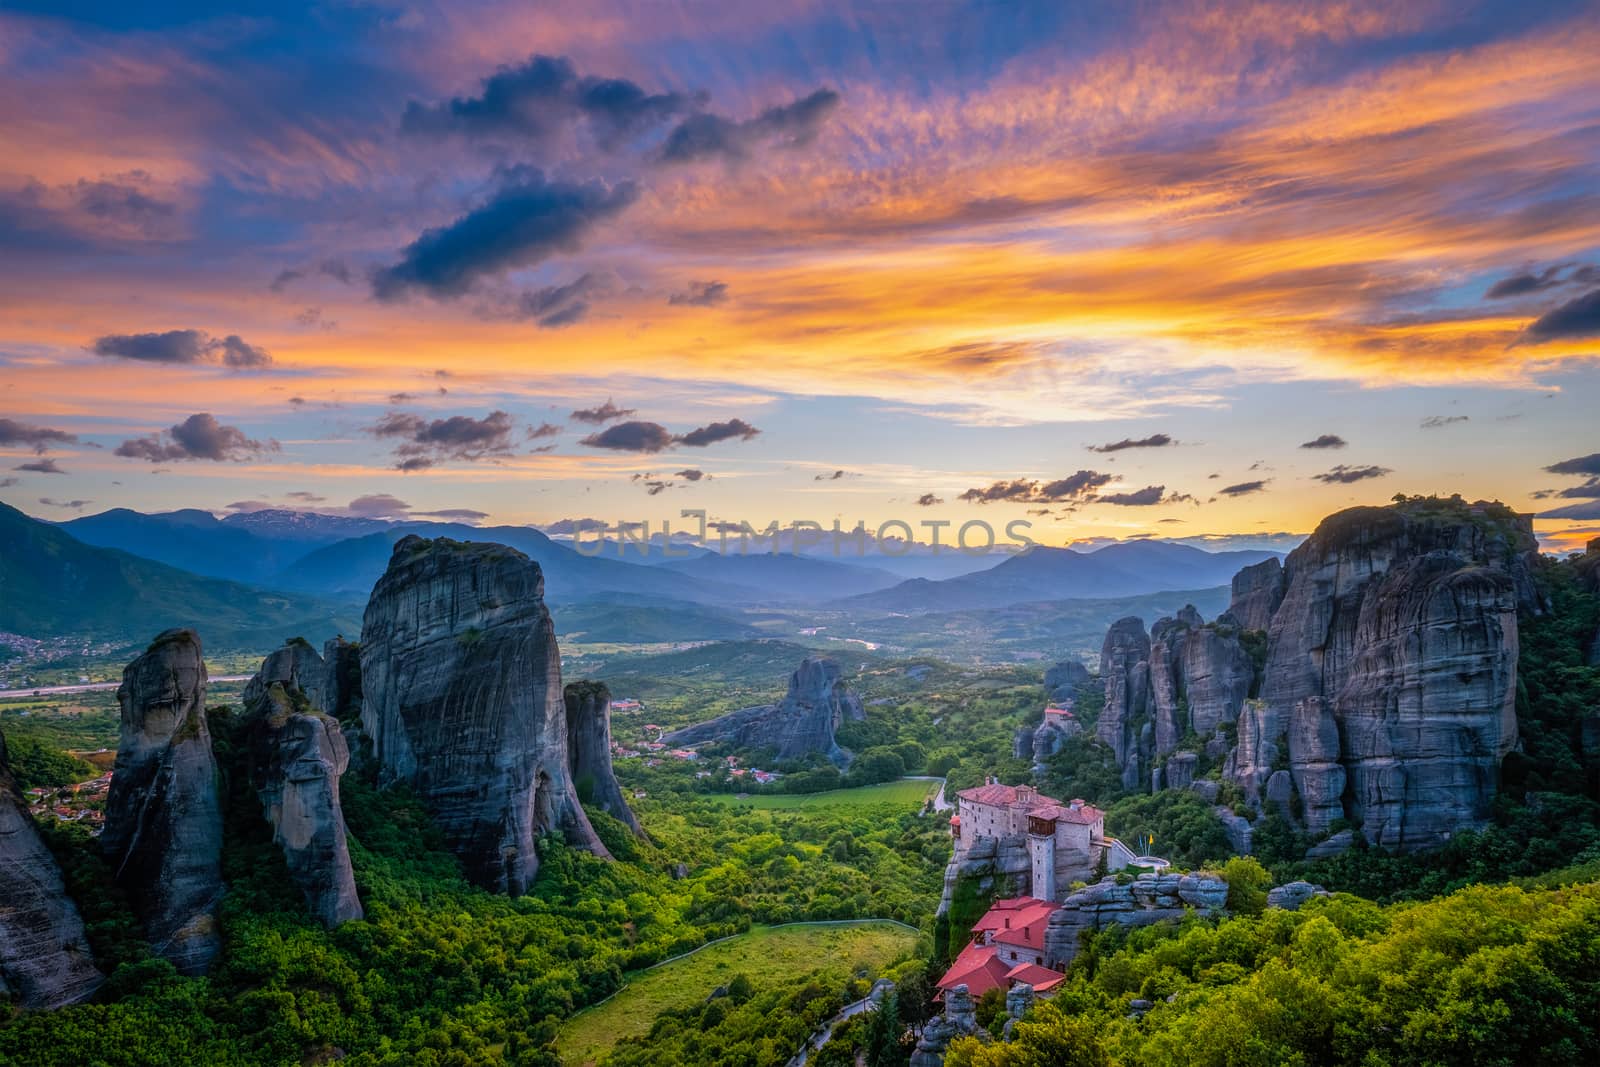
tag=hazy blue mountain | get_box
[838,542,1283,613]
[61,508,303,584]
[0,502,359,648]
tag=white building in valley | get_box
[952,779,1135,901]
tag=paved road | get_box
[788,995,879,1067]
[0,675,251,700]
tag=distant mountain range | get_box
[838,541,1285,613]
[0,503,359,648]
[4,505,1288,648]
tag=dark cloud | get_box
[1218,480,1270,497]
[1098,486,1191,506]
[660,89,841,164]
[346,494,411,519]
[1485,266,1565,299]
[1088,433,1173,453]
[1420,415,1469,429]
[959,471,1113,504]
[1299,434,1347,450]
[270,259,353,293]
[370,410,517,468]
[1313,464,1393,484]
[1546,453,1600,476]
[91,329,272,368]
[373,170,638,300]
[1539,499,1600,520]
[916,493,943,506]
[570,399,637,424]
[526,422,562,440]
[289,396,307,406]
[514,271,611,327]
[224,500,273,512]
[675,418,760,447]
[580,420,675,453]
[401,54,696,146]
[38,497,90,509]
[0,477,17,488]
[0,418,80,453]
[1524,287,1600,341]
[73,176,174,234]
[115,413,277,463]
[814,470,851,481]
[285,491,326,502]
[14,458,66,474]
[675,469,708,481]
[1553,479,1600,499]
[389,392,417,403]
[668,280,728,307]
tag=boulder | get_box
[1264,769,1296,820]
[563,681,643,837]
[660,656,865,766]
[1216,807,1253,855]
[1189,778,1220,803]
[1304,829,1356,859]
[360,536,606,895]
[103,629,225,976]
[0,730,104,1008]
[1164,752,1199,792]
[1267,881,1330,910]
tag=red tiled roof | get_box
[1004,962,1066,992]
[937,940,1012,998]
[1029,802,1104,826]
[955,783,1062,808]
[985,898,1056,949]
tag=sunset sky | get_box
[2,0,1598,553]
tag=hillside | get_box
[0,502,360,649]
[841,542,1283,613]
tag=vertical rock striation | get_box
[244,640,363,927]
[359,536,605,895]
[1098,617,1151,791]
[0,731,104,1008]
[563,680,642,837]
[103,629,224,976]
[1228,557,1286,631]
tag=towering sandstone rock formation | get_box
[1242,501,1530,850]
[359,536,606,894]
[103,629,225,975]
[243,640,363,927]
[660,656,865,765]
[1095,499,1534,854]
[563,680,642,837]
[0,731,104,1008]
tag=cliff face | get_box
[1099,500,1533,855]
[0,732,105,1008]
[103,629,225,976]
[1101,608,1253,792]
[563,680,642,836]
[1256,505,1529,849]
[659,656,866,765]
[359,536,605,895]
[1228,557,1285,631]
[244,640,363,927]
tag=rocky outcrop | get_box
[319,637,363,722]
[1228,558,1285,631]
[0,731,104,1008]
[359,536,606,895]
[1098,617,1151,791]
[660,656,865,766]
[103,629,224,976]
[912,985,979,1067]
[1102,607,1252,792]
[244,641,362,927]
[1043,871,1228,969]
[1044,659,1092,701]
[1267,881,1330,910]
[563,680,642,837]
[1252,501,1531,850]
